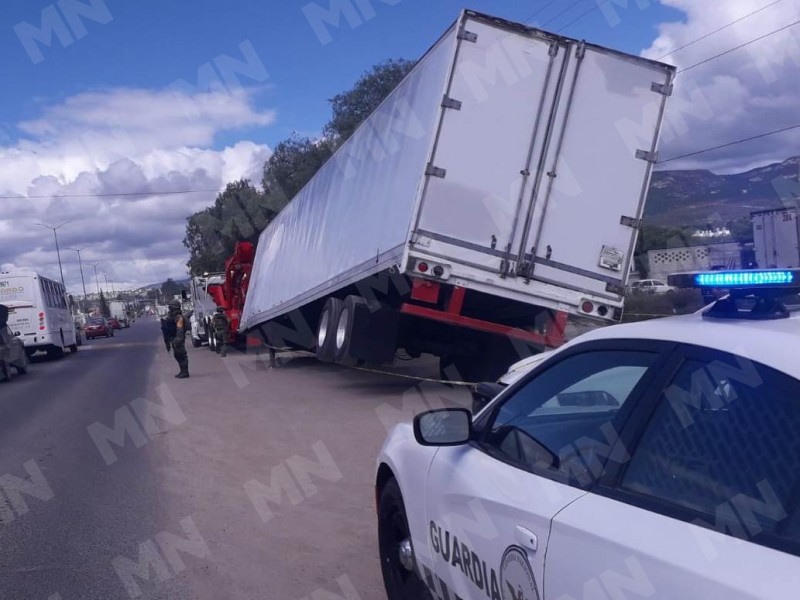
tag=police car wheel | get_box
[378,478,431,600]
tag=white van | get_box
[0,270,78,358]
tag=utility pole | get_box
[37,221,72,290]
[90,263,101,295]
[67,246,89,312]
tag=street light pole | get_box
[67,246,89,310]
[90,263,101,295]
[37,221,73,290]
[103,273,110,295]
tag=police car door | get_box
[423,342,668,600]
[545,344,800,599]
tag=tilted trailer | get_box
[241,10,675,380]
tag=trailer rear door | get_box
[411,17,567,273]
[410,14,674,303]
[518,44,674,298]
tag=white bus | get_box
[0,270,78,358]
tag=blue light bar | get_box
[694,270,795,287]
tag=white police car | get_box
[376,269,800,600]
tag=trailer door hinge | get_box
[441,95,462,110]
[575,41,586,60]
[548,42,559,57]
[636,149,658,163]
[425,163,447,179]
[620,215,643,229]
[651,81,673,96]
[458,27,478,43]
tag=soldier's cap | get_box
[216,307,224,313]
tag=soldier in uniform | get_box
[165,300,190,378]
[212,307,229,358]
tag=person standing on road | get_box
[165,300,190,378]
[211,307,229,358]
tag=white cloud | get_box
[0,88,273,291]
[646,0,800,172]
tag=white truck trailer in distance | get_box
[753,208,800,269]
[241,10,675,380]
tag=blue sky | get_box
[1,0,683,150]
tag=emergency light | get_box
[667,269,800,320]
[668,269,800,289]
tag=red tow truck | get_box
[204,241,255,351]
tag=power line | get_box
[0,188,219,200]
[555,0,605,32]
[523,0,563,24]
[679,16,800,72]
[656,0,783,60]
[658,122,800,164]
[542,0,590,28]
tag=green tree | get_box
[324,58,415,143]
[184,180,275,274]
[261,136,332,201]
[727,216,754,243]
[98,291,110,318]
[160,278,186,301]
[184,59,414,272]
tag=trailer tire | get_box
[191,336,202,348]
[334,296,369,366]
[207,319,216,351]
[316,297,343,363]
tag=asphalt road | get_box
[0,317,473,600]
[0,320,191,600]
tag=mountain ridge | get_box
[645,156,800,226]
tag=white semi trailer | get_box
[241,10,675,380]
[753,208,800,269]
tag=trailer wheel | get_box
[191,336,202,348]
[207,319,217,351]
[334,296,369,366]
[316,297,343,362]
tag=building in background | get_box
[647,241,750,281]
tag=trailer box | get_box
[241,10,674,378]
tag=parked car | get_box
[376,269,800,600]
[84,317,114,339]
[0,325,30,381]
[628,279,675,294]
[107,318,122,330]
